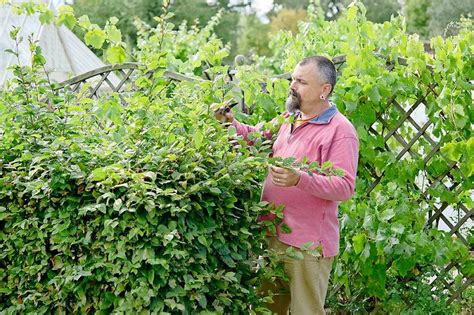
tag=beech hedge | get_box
[0,55,274,313]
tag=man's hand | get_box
[270,165,301,187]
[213,101,235,123]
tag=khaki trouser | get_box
[261,237,334,315]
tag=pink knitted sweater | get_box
[232,105,359,257]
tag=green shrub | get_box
[0,20,275,312]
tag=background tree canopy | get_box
[73,0,473,60]
[73,0,242,58]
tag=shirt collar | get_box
[296,103,338,125]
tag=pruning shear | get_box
[213,100,238,115]
[223,101,238,113]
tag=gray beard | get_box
[285,92,301,113]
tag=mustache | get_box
[288,89,299,99]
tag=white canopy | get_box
[0,0,111,87]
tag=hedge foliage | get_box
[0,10,278,313]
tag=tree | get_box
[236,14,271,56]
[404,0,431,37]
[270,8,308,36]
[167,0,240,53]
[427,0,474,37]
[272,0,343,20]
[359,0,400,24]
[273,0,310,9]
[73,0,162,48]
[73,0,243,58]
[272,0,400,23]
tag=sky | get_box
[250,0,274,14]
[251,0,274,22]
[238,0,274,22]
[207,0,274,21]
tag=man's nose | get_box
[290,81,297,91]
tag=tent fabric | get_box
[1,0,115,87]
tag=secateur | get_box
[212,99,239,115]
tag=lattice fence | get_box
[57,56,473,306]
[359,72,472,305]
[56,62,197,100]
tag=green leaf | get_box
[56,6,76,28]
[441,142,463,161]
[280,223,292,234]
[227,126,237,137]
[85,28,106,49]
[77,15,91,29]
[221,255,236,268]
[361,243,371,260]
[109,16,119,25]
[90,168,107,181]
[57,12,76,29]
[209,187,221,194]
[391,223,405,234]
[379,209,395,222]
[367,86,381,102]
[395,258,415,277]
[360,105,377,125]
[194,130,204,148]
[461,260,474,277]
[301,241,314,250]
[285,246,304,260]
[105,24,122,43]
[198,294,207,308]
[352,233,366,254]
[39,10,54,24]
[239,227,252,236]
[57,4,74,14]
[101,291,116,309]
[198,235,208,247]
[322,160,333,170]
[106,46,126,64]
[307,248,322,258]
[113,199,122,212]
[334,168,345,177]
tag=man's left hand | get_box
[270,165,301,187]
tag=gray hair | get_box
[299,56,337,95]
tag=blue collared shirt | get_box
[294,103,338,126]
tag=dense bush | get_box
[0,11,277,312]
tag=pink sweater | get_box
[232,105,359,257]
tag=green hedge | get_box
[0,54,273,313]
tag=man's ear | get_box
[323,83,332,96]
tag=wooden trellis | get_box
[57,56,473,306]
[56,62,198,100]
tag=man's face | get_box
[285,62,325,114]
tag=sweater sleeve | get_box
[231,119,273,143]
[295,136,359,201]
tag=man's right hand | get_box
[213,102,235,123]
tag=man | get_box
[216,56,359,314]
